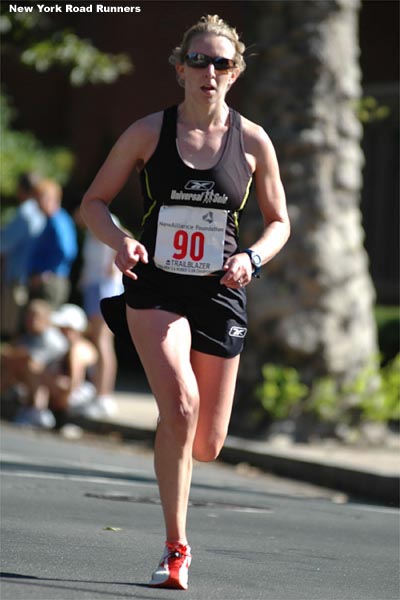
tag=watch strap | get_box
[243,248,261,278]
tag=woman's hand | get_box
[220,252,253,289]
[114,237,148,280]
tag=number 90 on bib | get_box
[154,205,228,276]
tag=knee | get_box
[159,387,199,434]
[174,400,199,432]
[192,438,224,462]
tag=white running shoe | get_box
[149,542,192,590]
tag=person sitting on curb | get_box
[47,304,99,428]
[1,299,68,428]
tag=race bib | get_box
[154,205,227,275]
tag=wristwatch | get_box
[244,248,262,278]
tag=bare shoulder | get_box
[241,115,276,161]
[124,111,163,139]
[116,111,164,164]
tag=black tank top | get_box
[139,105,253,265]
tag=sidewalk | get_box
[73,390,400,507]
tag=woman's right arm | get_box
[80,113,162,280]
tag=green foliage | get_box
[0,7,134,197]
[305,377,338,422]
[358,355,400,422]
[0,10,44,40]
[356,96,390,124]
[255,364,308,420]
[21,32,132,86]
[341,358,381,408]
[0,92,74,197]
[374,305,400,328]
[0,11,133,86]
[256,354,400,425]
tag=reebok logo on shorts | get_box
[229,326,247,338]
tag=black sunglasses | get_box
[185,53,236,71]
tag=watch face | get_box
[252,253,262,267]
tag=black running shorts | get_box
[118,261,247,358]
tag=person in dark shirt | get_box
[29,179,78,309]
[81,14,290,590]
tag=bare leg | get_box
[191,350,240,462]
[88,315,117,396]
[126,307,199,545]
[1,349,49,408]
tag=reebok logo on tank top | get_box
[171,180,229,205]
[185,180,215,191]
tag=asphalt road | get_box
[1,424,399,600]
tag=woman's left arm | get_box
[221,123,290,288]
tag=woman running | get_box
[81,14,290,590]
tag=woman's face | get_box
[177,33,239,104]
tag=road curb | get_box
[220,439,400,507]
[71,415,156,444]
[69,416,399,507]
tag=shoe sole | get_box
[149,575,188,590]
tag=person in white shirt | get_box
[74,208,123,417]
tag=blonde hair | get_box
[36,178,62,202]
[169,14,246,75]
